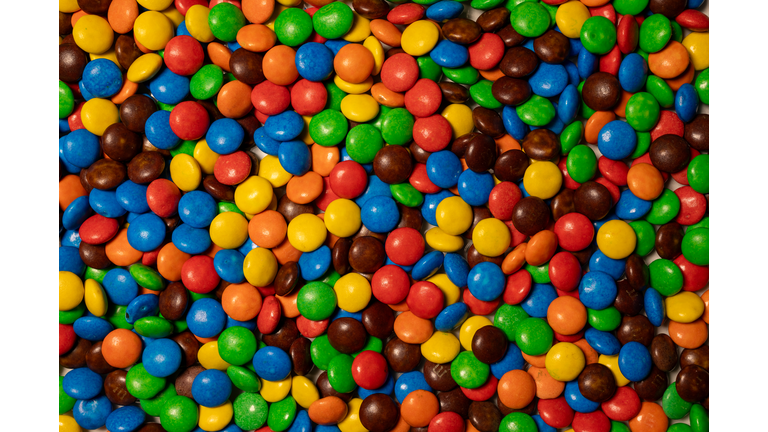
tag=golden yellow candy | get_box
[401,20,439,56]
[138,0,173,11]
[60,271,84,311]
[134,11,174,51]
[436,196,473,235]
[555,1,591,39]
[441,103,474,138]
[259,155,293,187]
[363,36,385,75]
[523,160,562,199]
[343,13,371,43]
[596,220,637,259]
[324,199,362,238]
[459,315,492,351]
[665,291,705,323]
[84,279,108,317]
[334,273,372,313]
[340,94,380,122]
[287,214,327,252]
[425,227,464,253]
[73,15,114,54]
[338,398,366,432]
[209,212,249,249]
[682,32,709,71]
[193,139,220,174]
[472,218,511,257]
[160,5,185,27]
[198,401,233,432]
[427,274,461,306]
[186,5,215,43]
[276,0,302,6]
[59,414,82,432]
[334,75,375,94]
[81,98,119,136]
[291,375,320,409]
[545,342,586,382]
[261,376,292,402]
[198,341,232,370]
[170,154,202,192]
[90,49,122,69]
[598,354,630,387]
[127,53,163,83]
[243,248,278,287]
[60,0,80,13]
[234,176,274,215]
[300,115,314,145]
[421,331,461,364]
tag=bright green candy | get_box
[682,228,708,266]
[646,189,680,225]
[695,68,709,104]
[494,304,529,341]
[630,220,656,256]
[190,65,224,100]
[578,81,596,118]
[418,55,443,81]
[646,75,674,108]
[515,317,553,356]
[668,424,692,432]
[412,0,439,4]
[517,95,556,126]
[567,145,598,183]
[500,412,538,432]
[382,108,414,145]
[297,281,337,320]
[106,304,133,330]
[671,21,683,43]
[613,0,648,15]
[327,354,356,393]
[219,201,246,216]
[505,0,535,9]
[158,101,175,112]
[268,396,297,432]
[649,259,684,296]
[469,80,502,109]
[310,334,342,370]
[580,16,617,55]
[353,336,382,357]
[126,363,166,399]
[234,392,268,430]
[134,316,173,338]
[560,121,584,155]
[172,318,188,333]
[160,396,199,432]
[370,105,391,130]
[611,420,632,432]
[442,65,479,85]
[60,301,86,324]
[687,217,709,232]
[390,183,424,207]
[662,383,693,419]
[274,8,313,47]
[539,1,557,24]
[310,109,349,146]
[59,376,76,414]
[218,326,257,365]
[687,154,709,194]
[141,383,178,416]
[639,13,672,53]
[626,92,660,131]
[346,124,383,164]
[224,72,237,84]
[587,306,621,331]
[312,2,354,39]
[322,270,341,286]
[85,266,114,284]
[450,351,490,389]
[129,264,165,291]
[510,2,550,38]
[171,140,197,157]
[637,49,649,64]
[325,81,347,111]
[228,365,262,393]
[471,0,505,10]
[59,81,74,119]
[524,262,550,283]
[208,2,246,42]
[690,404,709,432]
[630,131,652,159]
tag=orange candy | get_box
[264,45,299,86]
[111,78,138,104]
[479,68,505,81]
[393,311,434,344]
[311,144,340,176]
[333,44,375,84]
[59,175,88,211]
[105,229,143,266]
[574,338,599,365]
[286,172,324,204]
[614,91,634,118]
[501,244,527,274]
[701,290,709,324]
[527,366,566,399]
[400,390,439,427]
[101,329,142,368]
[648,41,690,79]
[308,396,348,425]
[221,282,263,321]
[217,80,253,118]
[580,0,611,6]
[522,352,546,368]
[276,290,300,318]
[242,0,275,24]
[236,24,276,52]
[525,230,557,266]
[627,163,665,200]
[369,20,402,47]
[389,299,410,312]
[107,0,139,34]
[497,369,536,409]
[547,296,587,335]
[585,111,616,144]
[248,210,287,248]
[371,83,405,108]
[157,243,191,281]
[668,319,708,349]
[496,134,521,153]
[208,42,232,72]
[272,236,303,265]
[629,402,668,432]
[664,62,695,91]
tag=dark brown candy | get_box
[625,254,649,290]
[476,7,510,32]
[582,72,622,111]
[650,334,678,372]
[442,18,482,45]
[384,48,405,58]
[60,44,88,83]
[101,123,143,163]
[104,370,137,406]
[175,365,205,398]
[262,318,300,352]
[684,114,708,151]
[467,244,505,269]
[60,337,92,369]
[438,387,472,418]
[275,261,301,296]
[85,159,127,190]
[617,315,655,346]
[78,0,112,14]
[410,142,433,164]
[439,82,469,104]
[79,242,113,269]
[614,279,643,316]
[522,129,560,161]
[171,331,200,368]
[359,394,400,432]
[86,341,117,374]
[356,225,387,243]
[534,29,570,64]
[472,108,505,138]
[384,337,421,372]
[451,133,475,158]
[491,76,531,106]
[634,366,668,402]
[655,222,684,259]
[464,131,497,172]
[498,396,537,416]
[500,47,539,78]
[497,24,525,47]
[327,317,367,354]
[349,236,386,273]
[230,48,265,85]
[136,424,166,432]
[373,145,413,184]
[680,345,708,371]
[574,181,612,221]
[277,195,314,223]
[202,175,235,202]
[362,301,395,339]
[80,168,94,195]
[163,215,182,237]
[397,203,423,230]
[512,196,550,236]
[332,237,352,275]
[317,371,354,402]
[578,363,617,402]
[469,401,503,432]
[551,189,576,221]
[471,325,508,364]
[423,361,456,392]
[197,99,225,122]
[573,245,595,272]
[120,95,158,133]
[676,365,708,402]
[128,151,166,184]
[649,0,687,18]
[236,117,261,147]
[159,282,189,321]
[115,35,144,70]
[463,206,492,239]
[290,337,314,376]
[352,0,390,19]
[60,12,73,35]
[494,149,529,182]
[650,134,690,173]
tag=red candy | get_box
[598,156,629,186]
[181,255,220,294]
[251,80,291,115]
[599,45,622,75]
[314,177,341,211]
[675,186,707,225]
[146,179,182,218]
[650,111,684,141]
[296,315,329,338]
[554,213,594,252]
[164,36,205,76]
[412,114,452,151]
[503,269,532,305]
[537,396,574,429]
[387,3,425,25]
[410,163,442,194]
[572,410,611,432]
[256,296,282,334]
[407,281,444,319]
[381,53,420,93]
[595,177,620,206]
[676,9,709,31]
[674,255,709,292]
[548,251,582,291]
[462,289,500,316]
[371,265,410,305]
[460,374,497,401]
[601,386,642,421]
[617,15,639,54]
[559,157,582,190]
[329,161,368,199]
[405,79,443,118]
[352,350,389,390]
[488,182,523,221]
[214,151,252,185]
[60,323,76,356]
[385,227,425,266]
[590,4,616,24]
[468,33,504,71]
[79,214,119,245]
[170,101,209,141]
[428,412,465,432]
[291,79,327,116]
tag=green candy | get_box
[646,189,681,225]
[141,382,178,417]
[639,14,672,53]
[649,259,684,296]
[190,65,224,100]
[310,335,342,370]
[567,145,598,183]
[346,124,383,164]
[158,101,175,112]
[612,0,648,15]
[106,304,133,330]
[625,92,660,131]
[471,0,505,10]
[687,154,709,194]
[234,392,269,430]
[59,81,74,119]
[629,131,652,159]
[228,365,262,393]
[208,2,245,42]
[172,318,188,333]
[442,65,479,85]
[539,1,558,24]
[690,403,709,432]
[59,376,76,414]
[662,383,693,419]
[494,304,530,341]
[578,81,596,118]
[370,105,391,130]
[268,395,297,432]
[353,336,382,357]
[516,95,556,126]
[129,264,165,291]
[382,108,414,145]
[274,8,313,47]
[170,140,197,157]
[327,354,356,393]
[646,75,675,108]
[297,281,337,320]
[160,396,199,432]
[580,16,617,55]
[390,183,424,207]
[322,270,341,287]
[510,2,550,38]
[85,266,114,284]
[218,326,258,365]
[515,317,553,356]
[310,109,349,146]
[682,228,708,266]
[450,351,490,389]
[417,55,443,82]
[630,220,656,256]
[637,49,649,64]
[611,420,632,432]
[671,21,684,43]
[126,363,166,400]
[524,262,550,283]
[687,216,709,232]
[312,2,354,39]
[412,0,439,4]
[500,412,538,432]
[134,316,173,338]
[695,68,708,104]
[587,306,621,331]
[560,121,584,155]
[469,80,502,109]
[60,301,86,324]
[219,201,246,216]
[668,425,692,432]
[325,81,347,111]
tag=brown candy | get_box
[649,0,687,18]
[498,396,537,416]
[59,44,88,83]
[397,203,423,230]
[574,181,612,221]
[442,18,482,45]
[355,225,387,243]
[578,363,617,403]
[534,30,570,64]
[361,301,395,339]
[359,394,400,432]
[60,12,73,35]
[262,318,300,352]
[127,151,166,184]
[655,222,684,259]
[136,424,166,432]
[500,47,539,78]
[684,114,708,151]
[472,107,505,138]
[463,206,492,239]
[650,334,679,372]
[332,237,352,275]
[101,123,143,162]
[317,371,354,402]
[80,168,94,195]
[471,325,508,364]
[352,0,390,19]
[522,129,560,161]
[439,82,469,104]
[423,361,456,392]
[230,48,265,85]
[275,261,301,296]
[476,8,510,33]
[410,142,432,164]
[650,135,690,173]
[551,189,576,221]
[115,35,144,70]
[451,133,474,158]
[512,196,550,236]
[491,76,532,106]
[582,72,622,111]
[79,242,113,269]
[60,337,92,369]
[617,315,655,346]
[384,337,421,372]
[439,387,472,418]
[464,132,498,172]
[467,244,504,269]
[676,365,708,403]
[203,175,235,202]
[625,254,649,290]
[78,0,112,14]
[634,365,668,402]
[175,365,205,398]
[159,282,189,321]
[469,401,503,432]
[348,236,386,273]
[327,317,367,354]
[290,337,314,376]
[86,341,117,374]
[104,370,137,406]
[85,159,127,190]
[120,95,158,133]
[171,331,200,368]
[680,345,708,370]
[497,24,525,47]
[373,145,413,184]
[614,279,644,316]
[277,195,314,223]
[494,149,529,182]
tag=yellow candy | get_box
[441,103,474,138]
[134,11,174,51]
[160,5,185,27]
[682,32,709,71]
[555,1,591,39]
[194,139,220,174]
[81,98,119,136]
[545,342,585,382]
[243,248,278,287]
[596,220,636,259]
[324,199,362,238]
[84,279,108,317]
[73,15,114,54]
[276,0,302,6]
[261,376,292,402]
[427,274,461,306]
[90,49,122,69]
[127,53,163,83]
[300,116,314,145]
[334,273,372,313]
[59,414,82,432]
[198,341,232,370]
[665,291,705,323]
[343,13,371,43]
[425,227,464,253]
[60,271,84,311]
[234,176,274,215]
[459,316,492,351]
[523,160,562,199]
[338,398,366,432]
[170,154,202,192]
[340,94,380,122]
[138,0,174,11]
[186,5,215,43]
[198,401,233,432]
[59,0,80,13]
[209,212,249,249]
[291,375,320,409]
[472,218,511,257]
[436,196,473,235]
[598,354,630,387]
[334,75,374,94]
[421,331,461,364]
[287,214,327,252]
[363,36,385,75]
[259,155,293,187]
[401,20,439,56]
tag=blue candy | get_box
[563,60,580,87]
[434,302,468,332]
[127,213,166,252]
[618,53,648,93]
[252,346,292,381]
[63,368,103,400]
[105,406,145,432]
[149,68,190,104]
[79,79,95,101]
[89,189,128,218]
[73,395,112,430]
[324,39,351,56]
[411,251,444,280]
[598,120,637,160]
[227,316,257,330]
[384,257,413,273]
[192,369,232,407]
[186,298,227,338]
[361,195,400,233]
[238,238,258,256]
[675,83,699,123]
[421,190,453,226]
[82,58,123,98]
[578,271,618,310]
[564,379,600,413]
[103,268,139,305]
[618,341,652,382]
[358,371,395,399]
[490,343,525,379]
[278,140,312,175]
[179,191,218,228]
[287,410,312,432]
[126,294,160,324]
[532,415,556,432]
[254,127,281,156]
[60,118,71,133]
[61,129,101,168]
[62,196,93,230]
[62,230,82,247]
[74,316,114,340]
[299,245,331,280]
[395,371,432,403]
[615,189,652,220]
[214,249,246,283]
[457,170,494,206]
[296,42,335,82]
[173,223,213,254]
[426,0,464,21]
[265,110,304,142]
[578,48,598,79]
[60,246,85,275]
[145,110,181,150]
[557,84,580,124]
[331,309,363,322]
[60,136,82,173]
[644,288,665,326]
[584,327,621,355]
[589,250,626,280]
[443,253,469,288]
[529,63,569,97]
[143,338,183,378]
[206,118,245,155]
[468,262,505,301]
[593,212,620,234]
[521,283,558,318]
[502,105,529,140]
[426,150,462,188]
[430,40,468,68]
[355,174,392,207]
[116,181,150,214]
[688,0,705,7]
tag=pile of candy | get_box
[58,0,709,431]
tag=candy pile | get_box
[58,0,710,431]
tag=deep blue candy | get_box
[557,84,580,124]
[361,195,400,233]
[214,249,246,283]
[206,118,245,155]
[296,42,335,82]
[60,246,85,275]
[103,268,139,305]
[126,212,143,224]
[317,425,342,432]
[564,379,600,413]
[89,189,128,218]
[61,129,101,168]
[133,330,156,349]
[584,327,621,355]
[299,245,332,281]
[426,0,464,20]
[430,40,469,68]
[530,101,565,134]
[533,415,557,432]
[618,341,652,382]
[74,316,114,340]
[60,137,82,173]
[238,238,258,256]
[644,288,665,326]
[176,20,191,37]
[529,63,569,97]
[688,0,705,8]
[615,189,652,220]
[518,179,531,198]
[127,213,166,252]
[578,271,617,309]
[577,48,598,79]
[426,150,463,188]
[126,294,160,324]
[521,283,558,318]
[186,298,227,338]
[589,250,626,280]
[63,367,104,399]
[265,110,304,142]
[143,338,183,378]
[60,118,71,133]
[490,343,525,379]
[254,127,281,155]
[420,190,453,226]
[411,251,444,280]
[522,39,534,51]
[331,309,363,322]
[82,58,123,98]
[227,316,257,330]
[179,191,218,228]
[252,346,292,381]
[384,257,413,273]
[324,39,351,55]
[563,60,580,87]
[287,410,312,432]
[444,253,469,288]
[568,36,584,58]
[675,83,699,123]
[79,79,95,101]
[105,406,145,432]
[192,369,232,407]
[116,181,150,214]
[434,302,468,332]
[358,371,395,399]
[63,196,93,230]
[457,170,494,206]
[145,110,181,150]
[593,212,620,234]
[467,262,505,301]
[598,120,637,160]
[62,230,82,247]
[395,371,432,403]
[73,395,113,430]
[210,424,243,432]
[278,140,312,175]
[149,68,190,104]
[173,223,212,254]
[618,53,647,93]
[354,174,392,207]
[228,41,242,52]
[502,106,529,140]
